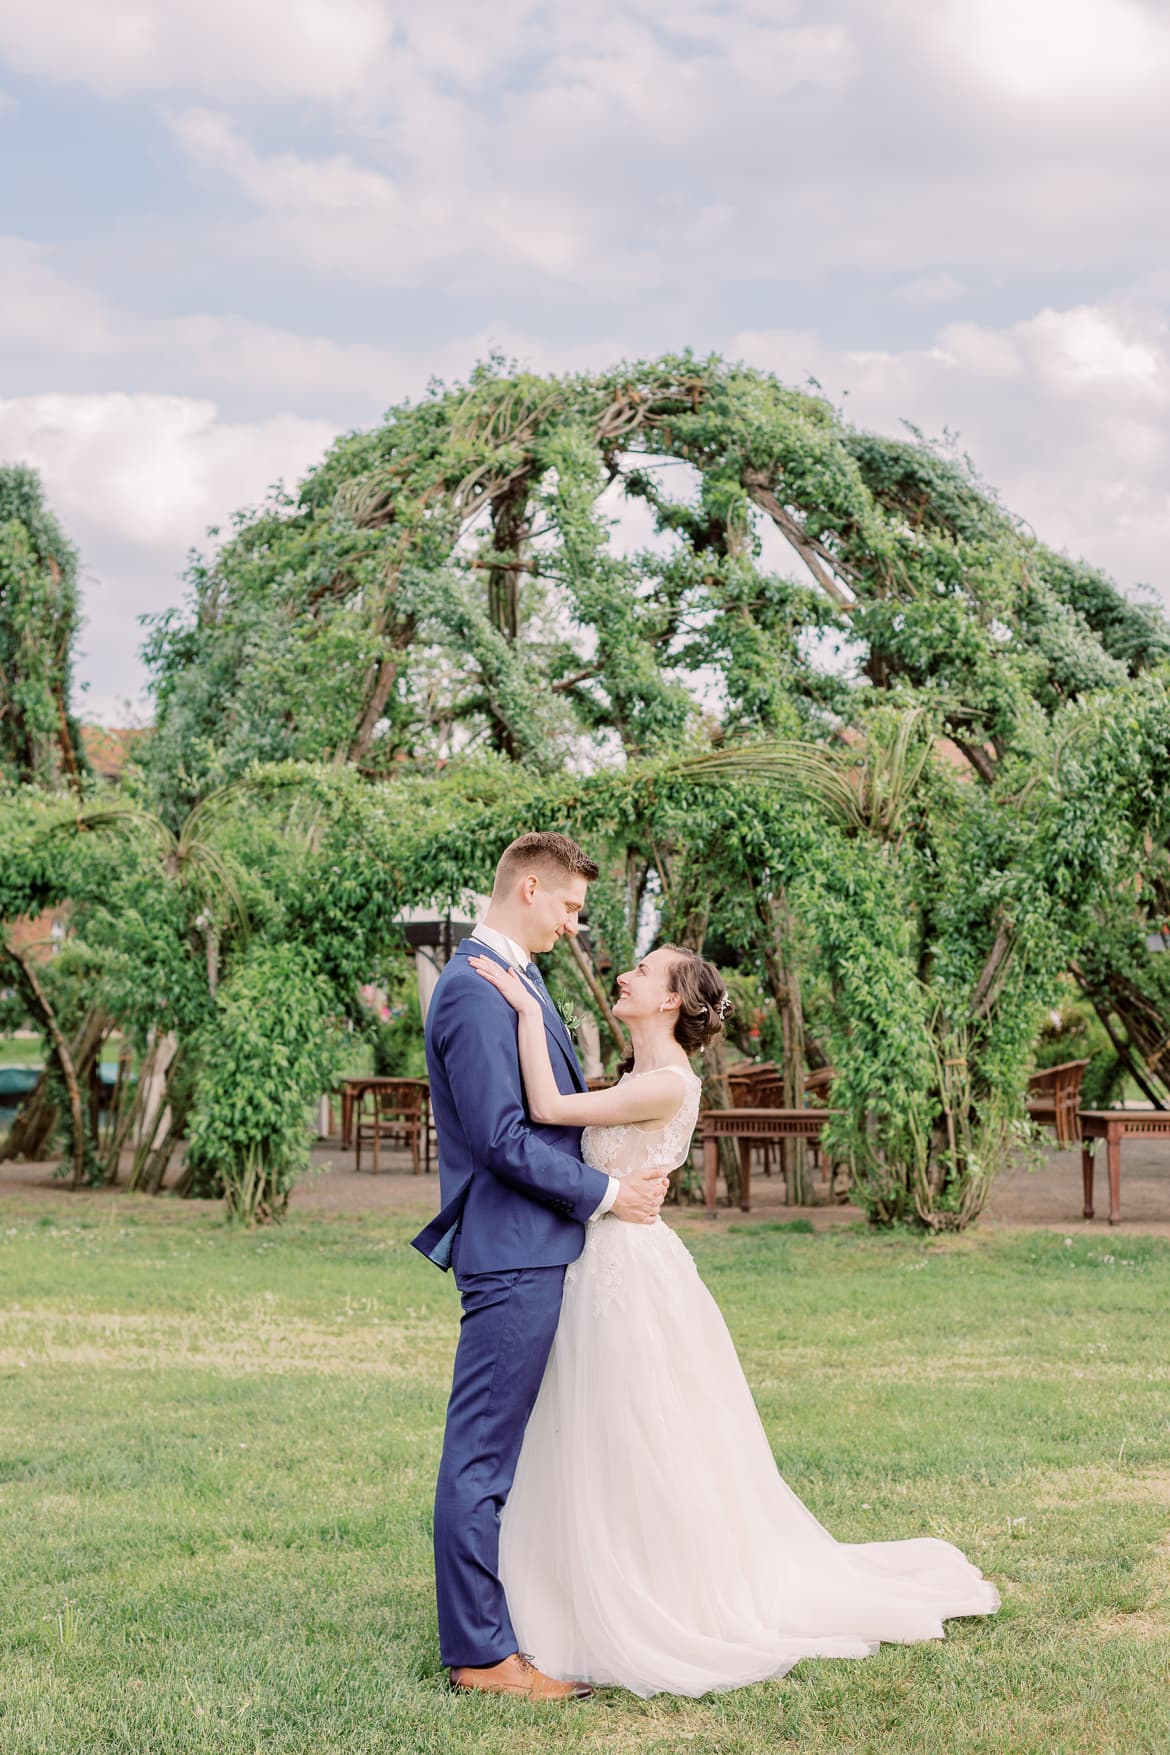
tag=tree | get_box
[0,466,87,790]
[11,356,1168,1224]
[141,359,1166,815]
[128,356,1170,1223]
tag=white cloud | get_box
[0,392,336,717]
[3,1,1168,297]
[0,0,392,103]
[0,392,335,546]
[4,3,1170,714]
[1017,307,1163,393]
[0,1,855,110]
[732,302,1170,604]
[170,108,401,222]
[167,107,429,279]
[151,24,1168,293]
[0,346,626,718]
[925,0,1170,101]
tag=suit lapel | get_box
[539,998,584,1090]
[459,939,584,1093]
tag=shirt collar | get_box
[471,921,531,971]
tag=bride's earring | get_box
[659,1002,668,1012]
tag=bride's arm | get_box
[469,956,684,1127]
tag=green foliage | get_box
[10,355,1170,1226]
[365,952,427,1078]
[186,943,343,1224]
[141,355,1168,818]
[0,466,87,788]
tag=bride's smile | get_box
[612,949,682,1022]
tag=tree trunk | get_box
[700,1035,740,1207]
[1,1061,57,1160]
[1070,962,1169,1108]
[566,934,629,1060]
[668,884,741,1204]
[751,880,810,1202]
[0,945,89,1184]
[54,683,86,799]
[485,480,531,758]
[488,484,526,644]
[99,1041,140,1184]
[126,1032,180,1191]
[137,1113,185,1195]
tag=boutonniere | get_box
[557,998,582,1036]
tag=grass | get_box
[0,1201,1168,1755]
[0,1034,47,1069]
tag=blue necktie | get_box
[523,962,550,1003]
[524,963,567,1030]
[525,963,580,1079]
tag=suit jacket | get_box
[411,938,612,1274]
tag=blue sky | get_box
[2,0,1169,722]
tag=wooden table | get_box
[340,1077,430,1152]
[700,1108,838,1214]
[1078,1108,1170,1224]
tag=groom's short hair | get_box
[494,832,599,891]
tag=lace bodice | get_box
[581,1065,702,1178]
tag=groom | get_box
[412,832,667,1701]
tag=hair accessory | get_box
[716,993,732,1021]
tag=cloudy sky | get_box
[2,0,1169,722]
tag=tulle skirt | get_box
[499,1215,999,1698]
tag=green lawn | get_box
[1,1204,1167,1755]
[0,1034,47,1068]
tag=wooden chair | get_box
[724,1065,784,1178]
[354,1079,429,1174]
[726,1062,843,1195]
[1026,1059,1089,1147]
[726,1061,780,1106]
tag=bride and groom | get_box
[411,832,998,1701]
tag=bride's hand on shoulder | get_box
[469,955,542,1016]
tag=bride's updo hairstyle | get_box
[662,945,732,1056]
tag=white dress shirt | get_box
[470,923,619,1221]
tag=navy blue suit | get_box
[412,938,611,1668]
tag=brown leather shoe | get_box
[449,1652,593,1700]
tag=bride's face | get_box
[612,947,681,1023]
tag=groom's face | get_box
[525,871,589,955]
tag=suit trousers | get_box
[433,1246,566,1668]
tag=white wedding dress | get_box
[499,1064,999,1698]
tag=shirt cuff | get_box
[588,1176,621,1222]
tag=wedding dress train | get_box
[499,1065,999,1698]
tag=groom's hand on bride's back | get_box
[611,1167,669,1225]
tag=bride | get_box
[469,941,1000,1699]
